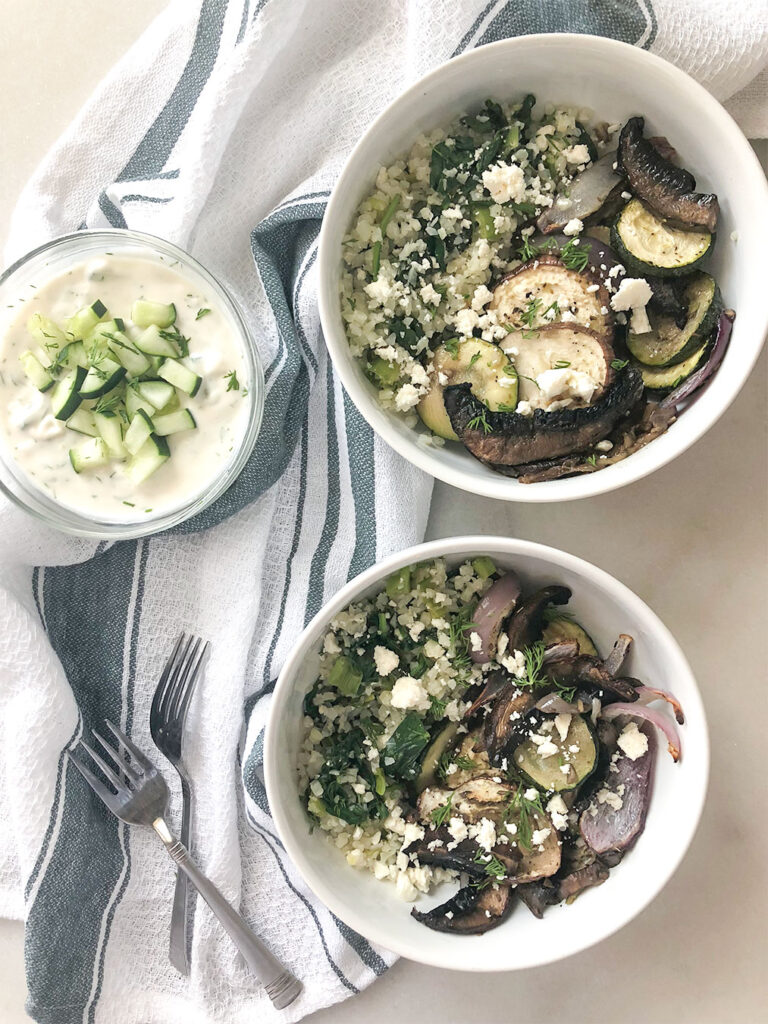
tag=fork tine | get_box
[104,719,155,772]
[80,738,125,791]
[169,637,203,720]
[92,728,140,783]
[68,749,118,809]
[174,639,209,724]
[158,634,195,722]
[151,632,186,719]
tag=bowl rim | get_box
[0,228,264,538]
[317,32,768,503]
[265,534,710,970]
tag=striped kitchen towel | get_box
[0,2,766,1022]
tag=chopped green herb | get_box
[560,239,590,273]
[195,308,211,320]
[553,359,571,369]
[467,410,492,434]
[122,501,135,507]
[611,358,629,370]
[585,453,598,467]
[454,754,478,772]
[430,793,453,827]
[468,351,482,368]
[224,369,240,391]
[379,194,401,234]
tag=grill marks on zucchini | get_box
[627,273,722,367]
[612,199,712,277]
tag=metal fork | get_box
[150,634,207,975]
[69,721,302,1010]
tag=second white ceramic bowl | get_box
[265,536,708,971]
[317,34,768,502]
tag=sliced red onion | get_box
[600,702,682,762]
[542,640,579,663]
[635,685,685,725]
[535,693,584,715]
[660,310,734,411]
[470,571,522,664]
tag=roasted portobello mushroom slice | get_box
[443,364,643,467]
[617,116,719,232]
[411,882,514,934]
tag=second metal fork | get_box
[150,634,208,975]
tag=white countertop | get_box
[1,4,766,1023]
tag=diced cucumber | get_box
[152,408,197,436]
[27,313,67,349]
[131,300,176,330]
[133,324,179,358]
[123,409,154,456]
[61,341,89,370]
[158,358,201,397]
[19,350,54,392]
[69,436,110,474]
[125,384,156,419]
[92,318,125,335]
[51,366,87,420]
[79,358,127,399]
[104,332,152,377]
[136,380,176,411]
[93,410,126,458]
[66,408,98,436]
[125,434,170,484]
[66,299,108,339]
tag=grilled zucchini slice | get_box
[627,273,721,367]
[542,617,599,657]
[418,339,516,441]
[514,714,597,793]
[612,199,713,278]
[631,339,711,393]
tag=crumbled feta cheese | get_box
[323,632,341,655]
[373,645,399,676]
[524,788,538,801]
[444,762,458,776]
[563,144,590,165]
[419,282,442,306]
[596,787,624,811]
[610,276,652,313]
[469,631,483,652]
[481,161,526,204]
[562,218,584,236]
[402,821,426,847]
[595,439,613,452]
[455,307,480,336]
[409,621,426,640]
[536,367,598,407]
[471,817,497,852]
[447,816,469,848]
[471,284,494,311]
[617,721,649,760]
[390,675,431,711]
[394,383,422,412]
[515,400,534,417]
[395,872,418,901]
[536,740,560,758]
[547,794,569,832]
[500,648,526,678]
[531,827,551,846]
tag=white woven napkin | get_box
[0,2,766,1022]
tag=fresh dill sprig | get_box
[517,236,541,262]
[518,296,542,330]
[541,605,575,625]
[467,410,492,434]
[516,641,548,689]
[560,239,590,273]
[454,754,478,772]
[611,358,629,370]
[430,793,453,827]
[504,787,545,850]
[224,369,240,392]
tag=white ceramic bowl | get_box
[265,536,708,970]
[317,34,768,502]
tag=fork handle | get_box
[169,779,193,975]
[154,821,302,1009]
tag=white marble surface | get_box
[1,4,766,1022]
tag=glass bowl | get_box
[0,230,264,539]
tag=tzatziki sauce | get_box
[0,253,251,521]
